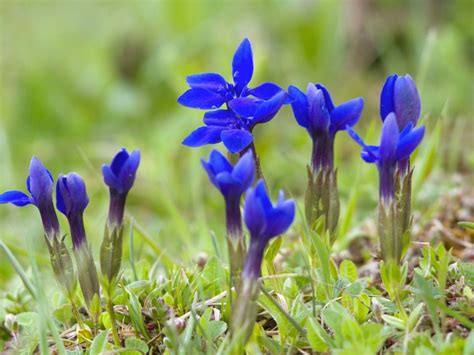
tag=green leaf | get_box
[408,303,424,331]
[125,337,149,354]
[89,331,109,355]
[306,317,332,351]
[382,315,406,330]
[339,260,358,282]
[458,221,474,230]
[354,293,370,323]
[464,330,474,355]
[125,287,151,340]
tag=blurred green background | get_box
[0,0,472,288]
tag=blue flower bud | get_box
[380,74,421,130]
[0,157,60,237]
[102,148,140,226]
[243,180,295,279]
[56,173,89,249]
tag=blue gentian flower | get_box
[178,38,288,154]
[380,74,421,130]
[289,83,364,171]
[347,113,425,204]
[201,149,255,238]
[56,173,90,249]
[0,157,60,237]
[102,148,140,226]
[242,180,295,278]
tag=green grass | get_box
[0,0,473,353]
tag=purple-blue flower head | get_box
[0,157,60,236]
[242,180,295,278]
[380,74,421,130]
[102,148,140,195]
[289,83,364,138]
[56,173,89,248]
[102,148,140,226]
[178,38,288,154]
[347,113,425,202]
[178,38,284,110]
[201,149,255,202]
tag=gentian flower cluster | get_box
[0,158,76,296]
[288,83,364,239]
[0,148,139,319]
[347,74,424,262]
[101,148,140,284]
[178,38,288,177]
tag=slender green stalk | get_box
[107,295,121,347]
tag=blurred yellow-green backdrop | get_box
[0,0,472,287]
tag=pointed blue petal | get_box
[231,151,255,191]
[247,82,285,101]
[330,97,364,132]
[228,97,258,118]
[118,150,140,193]
[203,109,237,126]
[395,125,425,161]
[215,172,240,198]
[264,198,295,239]
[110,148,129,175]
[221,129,253,154]
[288,85,309,129]
[251,91,286,126]
[307,84,330,133]
[232,38,253,95]
[186,73,228,91]
[182,126,226,147]
[208,150,233,173]
[102,165,120,191]
[244,180,267,238]
[394,74,421,129]
[346,125,367,148]
[177,88,226,109]
[361,146,379,163]
[315,83,335,112]
[380,74,397,120]
[379,113,399,161]
[0,191,32,207]
[29,156,54,205]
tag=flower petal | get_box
[215,172,241,198]
[232,38,253,95]
[395,125,425,161]
[0,190,32,207]
[203,109,237,126]
[118,150,140,193]
[244,180,267,238]
[265,198,295,239]
[380,74,397,120]
[110,148,129,176]
[208,150,233,174]
[231,151,255,191]
[346,125,367,148]
[28,157,54,205]
[251,91,286,126]
[330,97,364,132]
[228,97,258,118]
[186,73,228,91]
[315,83,335,112]
[394,74,421,129]
[221,129,253,154]
[288,85,309,129]
[182,126,226,147]
[307,84,330,133]
[361,146,379,163]
[247,82,285,101]
[177,88,226,110]
[379,113,399,161]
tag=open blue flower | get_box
[178,38,284,110]
[243,180,295,278]
[56,173,89,249]
[178,38,288,154]
[202,149,255,238]
[102,148,140,226]
[347,113,425,203]
[288,83,364,170]
[0,157,60,237]
[380,74,421,130]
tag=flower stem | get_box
[107,295,121,347]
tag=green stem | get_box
[107,296,121,347]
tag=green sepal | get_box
[305,166,340,243]
[44,234,77,296]
[75,242,100,308]
[100,224,124,284]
